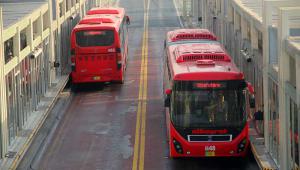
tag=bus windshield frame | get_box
[170,80,247,129]
[75,29,115,47]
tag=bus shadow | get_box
[71,82,124,93]
[169,151,259,170]
[71,83,106,92]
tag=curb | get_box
[250,142,278,170]
[28,89,74,170]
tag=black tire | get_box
[71,83,77,92]
[115,77,124,84]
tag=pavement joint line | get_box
[7,76,69,170]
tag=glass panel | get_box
[76,30,115,47]
[20,29,27,50]
[15,70,22,131]
[59,3,63,17]
[290,100,299,169]
[30,57,37,110]
[268,27,278,65]
[0,100,1,157]
[66,0,70,11]
[43,39,50,92]
[258,31,263,52]
[171,80,247,128]
[36,55,42,103]
[61,20,72,75]
[25,57,32,114]
[52,0,57,20]
[6,71,17,145]
[21,59,27,125]
[268,79,280,165]
[54,30,60,77]
[4,38,14,63]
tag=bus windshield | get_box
[76,30,114,47]
[171,80,247,128]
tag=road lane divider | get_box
[132,0,150,170]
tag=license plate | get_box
[205,151,215,157]
[205,145,216,157]
[93,76,101,80]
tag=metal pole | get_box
[0,7,9,158]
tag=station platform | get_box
[249,121,279,170]
[0,76,69,170]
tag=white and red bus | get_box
[70,8,130,84]
[164,29,217,48]
[164,42,255,157]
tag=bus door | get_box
[75,29,116,77]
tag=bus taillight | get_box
[117,53,122,69]
[71,56,76,71]
[116,48,122,70]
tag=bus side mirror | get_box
[249,95,255,108]
[247,82,254,94]
[164,89,172,107]
[165,89,172,95]
[126,16,130,25]
[53,61,60,68]
[71,49,75,55]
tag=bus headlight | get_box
[173,138,183,154]
[237,138,247,153]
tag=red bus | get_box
[163,42,255,157]
[164,29,217,48]
[70,8,130,84]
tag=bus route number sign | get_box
[205,145,216,157]
[194,82,226,89]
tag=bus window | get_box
[172,81,246,128]
[76,30,114,47]
[119,27,123,48]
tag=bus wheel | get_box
[71,83,77,92]
[169,150,178,159]
[115,74,125,84]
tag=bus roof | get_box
[166,29,217,43]
[87,7,125,15]
[167,43,244,81]
[73,9,124,31]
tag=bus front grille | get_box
[187,135,232,142]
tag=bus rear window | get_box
[76,30,114,47]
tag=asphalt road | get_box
[34,0,260,169]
